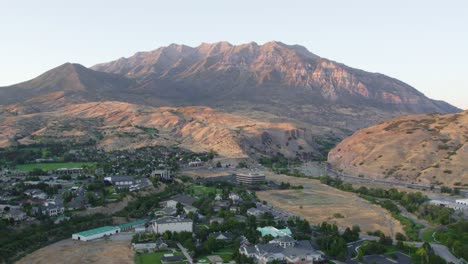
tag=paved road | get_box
[326,167,431,191]
[177,242,193,264]
[430,243,462,264]
[403,241,463,264]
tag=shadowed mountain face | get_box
[0,41,461,158]
[328,110,468,186]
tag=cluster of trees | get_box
[258,153,300,174]
[0,214,112,263]
[418,204,452,225]
[278,182,304,190]
[115,184,183,218]
[435,220,468,260]
[440,186,461,195]
[319,176,428,213]
[316,222,359,260]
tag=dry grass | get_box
[16,239,133,264]
[258,173,404,237]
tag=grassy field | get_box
[257,173,404,237]
[421,227,437,242]
[16,162,96,171]
[197,247,234,263]
[135,251,184,264]
[187,185,221,196]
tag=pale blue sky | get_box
[1,0,467,109]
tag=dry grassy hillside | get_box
[328,110,468,186]
[0,101,333,159]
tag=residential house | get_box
[24,189,48,200]
[209,231,233,241]
[240,237,325,264]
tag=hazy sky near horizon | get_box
[1,0,467,109]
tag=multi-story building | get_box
[236,173,266,185]
[152,216,193,234]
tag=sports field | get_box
[16,162,96,171]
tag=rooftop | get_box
[257,226,292,237]
[155,216,193,224]
[74,226,119,237]
[118,219,146,229]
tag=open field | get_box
[181,168,232,178]
[16,162,96,171]
[257,173,405,237]
[16,239,133,264]
[135,250,184,264]
[187,185,221,196]
[197,248,234,263]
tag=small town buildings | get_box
[455,198,468,206]
[41,200,65,216]
[104,176,136,189]
[54,168,84,175]
[162,195,197,208]
[236,173,266,185]
[151,169,172,181]
[132,239,168,253]
[229,193,241,202]
[183,205,198,214]
[24,189,47,200]
[72,226,121,241]
[152,216,193,234]
[247,208,265,217]
[429,199,463,210]
[209,217,225,225]
[188,160,204,167]
[257,226,292,238]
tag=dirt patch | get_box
[258,173,404,237]
[16,239,134,264]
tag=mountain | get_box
[0,41,461,158]
[92,41,458,116]
[0,63,135,113]
[328,110,468,186]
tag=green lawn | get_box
[197,247,234,263]
[135,250,184,264]
[187,185,221,196]
[16,162,96,171]
[421,227,437,242]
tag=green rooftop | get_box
[75,226,119,237]
[257,226,292,237]
[118,219,146,230]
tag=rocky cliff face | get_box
[328,110,468,186]
[0,41,461,159]
[92,41,458,114]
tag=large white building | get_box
[236,173,266,185]
[72,226,121,241]
[152,217,193,234]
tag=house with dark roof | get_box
[209,231,233,241]
[240,236,325,264]
[162,195,197,208]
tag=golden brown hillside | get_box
[0,101,332,159]
[328,110,468,186]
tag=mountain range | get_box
[0,41,461,160]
